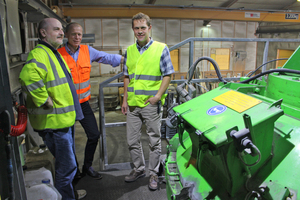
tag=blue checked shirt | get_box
[123,38,174,76]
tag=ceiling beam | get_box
[220,0,238,8]
[146,0,156,4]
[62,6,300,23]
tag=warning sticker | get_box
[213,90,262,113]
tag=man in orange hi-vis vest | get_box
[58,22,124,180]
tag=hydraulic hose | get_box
[240,68,300,84]
[246,58,288,77]
[187,56,227,84]
[10,105,27,137]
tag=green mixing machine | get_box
[165,47,300,200]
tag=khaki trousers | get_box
[127,103,161,175]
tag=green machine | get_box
[165,48,300,199]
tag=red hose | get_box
[10,105,27,137]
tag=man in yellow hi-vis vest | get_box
[19,18,86,200]
[121,12,174,190]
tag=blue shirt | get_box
[123,38,174,76]
[39,40,84,121]
[65,43,122,67]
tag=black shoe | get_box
[82,166,103,180]
[125,169,146,182]
[74,169,82,180]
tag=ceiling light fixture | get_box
[203,20,211,27]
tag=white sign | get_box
[245,12,260,18]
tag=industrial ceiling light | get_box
[203,20,211,26]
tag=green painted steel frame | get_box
[165,46,300,199]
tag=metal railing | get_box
[98,37,300,170]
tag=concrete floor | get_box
[74,108,169,200]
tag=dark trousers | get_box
[79,101,100,169]
[41,127,77,200]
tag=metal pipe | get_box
[189,41,194,79]
[169,37,300,52]
[98,72,124,170]
[262,41,270,72]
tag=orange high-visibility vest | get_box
[58,45,92,103]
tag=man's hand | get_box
[144,96,160,105]
[42,96,53,110]
[122,101,128,115]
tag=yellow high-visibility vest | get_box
[126,41,168,107]
[19,44,76,131]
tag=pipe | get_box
[10,105,27,137]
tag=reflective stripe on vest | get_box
[25,59,48,72]
[25,79,44,93]
[74,79,90,102]
[79,90,91,102]
[129,73,163,81]
[74,79,90,90]
[127,87,168,96]
[28,105,75,115]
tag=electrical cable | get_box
[240,68,300,84]
[246,58,289,77]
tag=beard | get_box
[47,37,63,49]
